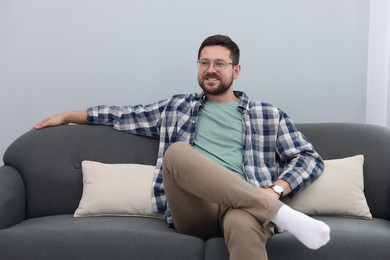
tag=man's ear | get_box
[233,64,241,79]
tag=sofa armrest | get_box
[0,165,25,229]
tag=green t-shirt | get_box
[193,100,245,179]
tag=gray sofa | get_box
[1,123,389,260]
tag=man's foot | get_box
[272,205,330,249]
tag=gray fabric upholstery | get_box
[205,216,390,260]
[1,123,390,259]
[3,125,159,218]
[0,215,204,260]
[0,166,25,229]
[297,123,390,219]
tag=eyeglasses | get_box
[197,59,235,71]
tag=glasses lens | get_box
[214,61,227,70]
[198,60,228,71]
[198,60,210,69]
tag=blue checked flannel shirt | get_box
[87,91,324,224]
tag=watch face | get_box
[273,185,284,193]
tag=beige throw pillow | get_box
[283,155,372,219]
[74,161,163,219]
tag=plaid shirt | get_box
[87,91,324,224]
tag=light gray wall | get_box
[0,0,370,160]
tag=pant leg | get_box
[222,208,274,260]
[163,171,223,239]
[162,142,283,231]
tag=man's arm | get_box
[275,112,324,197]
[33,110,88,129]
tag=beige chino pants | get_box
[162,142,284,260]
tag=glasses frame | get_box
[196,59,236,71]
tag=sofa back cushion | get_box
[3,125,159,219]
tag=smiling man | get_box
[34,35,330,260]
[197,43,240,99]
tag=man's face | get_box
[197,46,240,96]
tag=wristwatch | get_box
[270,184,284,199]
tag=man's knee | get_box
[164,142,192,159]
[164,142,193,166]
[163,142,192,178]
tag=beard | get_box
[198,72,234,96]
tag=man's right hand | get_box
[33,110,88,130]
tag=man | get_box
[34,35,330,260]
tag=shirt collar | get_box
[234,91,250,112]
[199,91,250,112]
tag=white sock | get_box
[272,205,330,249]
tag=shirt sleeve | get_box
[275,111,325,197]
[87,98,170,138]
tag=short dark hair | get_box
[197,35,240,65]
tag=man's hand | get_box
[33,110,88,130]
[260,180,292,200]
[33,114,67,129]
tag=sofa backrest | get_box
[3,123,390,220]
[297,123,390,220]
[3,125,159,219]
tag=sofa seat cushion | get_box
[0,215,204,260]
[204,216,390,260]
